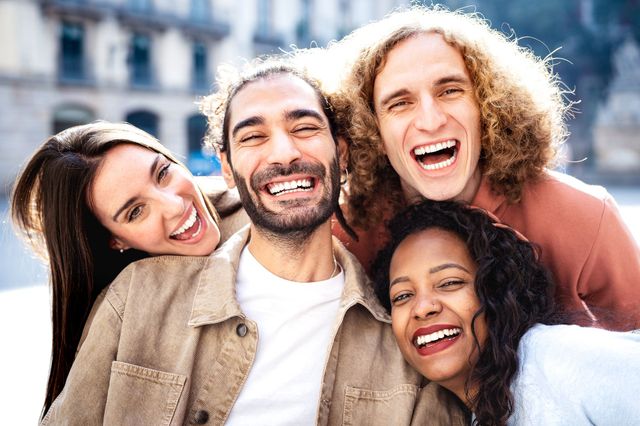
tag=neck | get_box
[247,221,338,282]
[454,167,483,204]
[444,379,477,412]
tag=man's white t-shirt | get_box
[225,246,344,426]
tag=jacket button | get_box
[194,409,209,424]
[236,323,248,337]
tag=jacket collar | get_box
[188,225,390,327]
[333,236,391,323]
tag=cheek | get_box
[391,309,409,345]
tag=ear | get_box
[220,152,237,189]
[337,136,349,171]
[109,236,129,252]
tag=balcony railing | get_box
[41,0,106,20]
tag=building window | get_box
[126,110,158,137]
[337,0,351,38]
[192,42,208,92]
[129,33,153,87]
[257,0,272,36]
[128,0,152,13]
[52,105,94,134]
[190,0,210,22]
[296,0,312,46]
[59,21,85,81]
[187,114,220,175]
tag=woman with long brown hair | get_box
[11,121,222,415]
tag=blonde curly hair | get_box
[324,6,572,230]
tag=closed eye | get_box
[293,125,321,136]
[239,133,265,143]
[388,100,410,110]
[441,87,463,97]
[437,279,466,290]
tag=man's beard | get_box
[233,157,340,242]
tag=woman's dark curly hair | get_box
[372,200,563,426]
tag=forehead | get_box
[391,228,473,269]
[228,74,325,126]
[91,144,156,205]
[97,143,155,172]
[377,32,468,83]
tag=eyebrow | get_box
[111,154,161,222]
[231,116,264,139]
[389,263,471,287]
[378,88,411,109]
[378,73,472,108]
[285,108,325,123]
[433,74,470,87]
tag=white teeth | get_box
[268,178,313,196]
[420,152,456,170]
[170,207,197,237]
[415,328,461,347]
[413,139,456,156]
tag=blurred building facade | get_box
[593,35,640,173]
[3,0,638,193]
[0,0,408,192]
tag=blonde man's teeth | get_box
[171,208,197,236]
[413,139,456,156]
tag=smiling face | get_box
[221,73,342,236]
[373,32,482,203]
[388,227,486,404]
[90,143,220,256]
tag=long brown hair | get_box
[10,121,218,415]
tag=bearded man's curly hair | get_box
[325,6,572,230]
[372,200,563,425]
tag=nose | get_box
[159,188,184,219]
[412,293,441,320]
[267,129,302,165]
[413,95,447,132]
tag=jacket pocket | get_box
[104,361,187,426]
[342,384,419,426]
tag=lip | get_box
[412,324,462,357]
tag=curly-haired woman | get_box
[372,200,640,425]
[324,6,640,330]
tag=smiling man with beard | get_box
[198,61,464,425]
[38,62,463,425]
